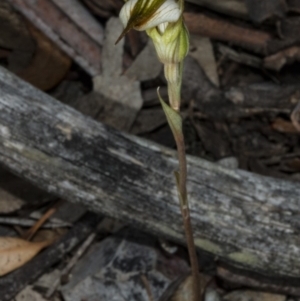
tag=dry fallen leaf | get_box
[170,274,210,301]
[93,17,143,131]
[17,23,72,91]
[189,35,219,87]
[0,188,24,214]
[15,286,48,301]
[264,46,300,71]
[0,237,51,276]
[271,118,298,133]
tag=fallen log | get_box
[0,67,300,280]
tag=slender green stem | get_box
[173,129,202,301]
[150,0,200,297]
[117,0,198,296]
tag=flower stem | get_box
[172,122,202,301]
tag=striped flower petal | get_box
[119,0,180,32]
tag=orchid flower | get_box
[119,0,181,33]
[116,2,201,300]
[118,0,189,110]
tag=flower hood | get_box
[116,0,181,43]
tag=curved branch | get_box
[0,67,299,279]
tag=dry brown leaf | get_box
[93,18,143,132]
[189,35,219,87]
[0,237,51,276]
[0,1,36,72]
[17,23,71,91]
[271,118,298,133]
[0,188,24,214]
[264,46,300,71]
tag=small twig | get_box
[0,216,70,228]
[141,274,155,301]
[23,200,63,241]
[173,133,202,301]
[46,232,96,297]
[218,44,262,69]
[217,267,300,296]
[184,12,272,53]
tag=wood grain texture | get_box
[0,67,299,279]
[7,0,102,76]
[184,12,272,53]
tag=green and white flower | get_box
[118,0,189,110]
[117,3,201,299]
[119,0,181,33]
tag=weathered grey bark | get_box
[0,67,300,279]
